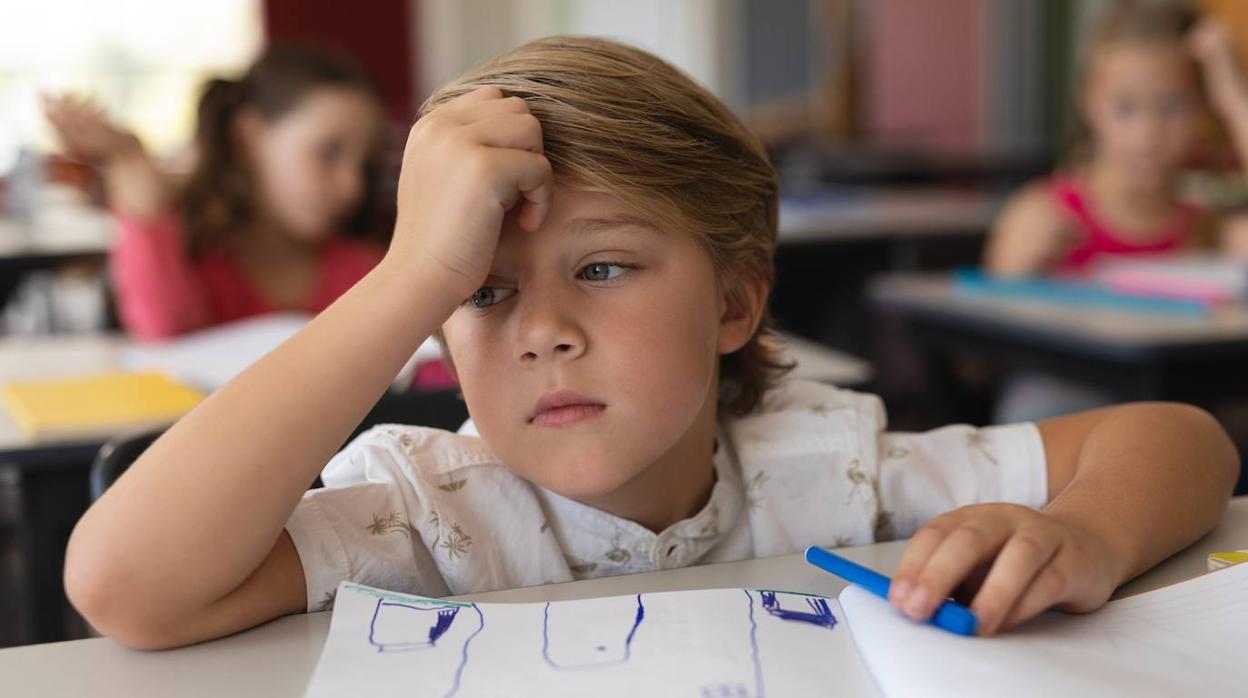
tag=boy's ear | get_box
[717,276,768,355]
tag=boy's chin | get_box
[525,461,643,504]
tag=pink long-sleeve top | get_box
[110,210,384,340]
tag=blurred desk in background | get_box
[0,214,112,262]
[0,335,128,645]
[0,212,113,315]
[778,187,1001,245]
[870,273,1248,442]
[773,143,1055,191]
[777,332,872,388]
[772,187,1002,357]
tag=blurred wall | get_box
[414,0,739,107]
[859,0,989,152]
[264,0,416,121]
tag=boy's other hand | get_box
[388,86,553,305]
[887,503,1119,636]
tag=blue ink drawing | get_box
[542,593,646,670]
[759,591,837,629]
[700,590,838,698]
[370,603,459,651]
[367,599,485,698]
[699,590,765,698]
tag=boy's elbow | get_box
[1150,402,1239,496]
[64,533,191,650]
[66,577,190,650]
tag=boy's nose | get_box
[513,293,587,365]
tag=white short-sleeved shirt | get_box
[285,379,1048,612]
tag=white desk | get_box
[777,332,872,387]
[871,273,1248,348]
[4,496,1243,697]
[0,202,114,261]
[870,272,1248,406]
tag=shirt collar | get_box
[532,426,744,578]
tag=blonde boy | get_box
[67,37,1236,649]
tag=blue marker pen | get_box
[804,546,978,636]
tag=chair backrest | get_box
[89,427,164,501]
[89,388,470,501]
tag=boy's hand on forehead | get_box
[887,503,1119,636]
[388,86,553,306]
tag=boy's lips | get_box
[528,390,606,427]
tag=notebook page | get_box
[840,561,1248,697]
[305,582,880,698]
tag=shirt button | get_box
[662,542,685,568]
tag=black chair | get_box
[89,388,469,501]
[89,427,164,501]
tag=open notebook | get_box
[305,561,1248,697]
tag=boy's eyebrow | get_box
[561,215,663,238]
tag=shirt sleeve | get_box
[874,422,1049,541]
[109,209,214,340]
[284,433,450,612]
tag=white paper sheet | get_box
[840,560,1248,697]
[121,314,312,390]
[305,583,880,698]
[121,313,443,392]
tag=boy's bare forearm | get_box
[66,256,461,631]
[69,87,553,646]
[1042,403,1238,585]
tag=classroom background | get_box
[2,0,1248,648]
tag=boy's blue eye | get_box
[469,264,633,308]
[469,287,515,308]
[580,262,630,282]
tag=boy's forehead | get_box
[502,188,666,242]
[561,214,663,238]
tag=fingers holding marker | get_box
[969,529,1060,635]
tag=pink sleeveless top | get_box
[1051,176,1200,270]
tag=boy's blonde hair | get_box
[421,36,790,416]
